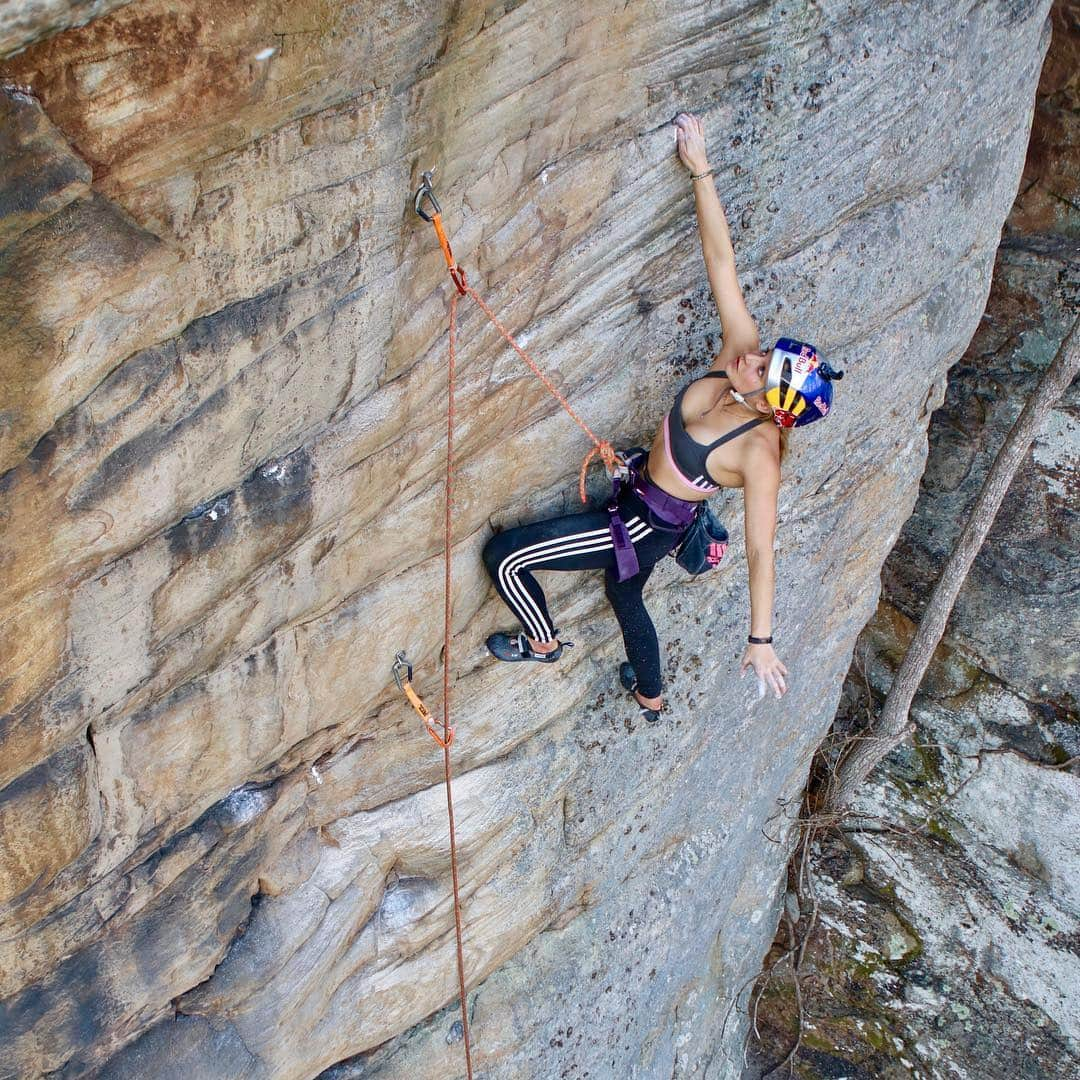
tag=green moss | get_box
[1046,742,1073,766]
[924,815,959,846]
[800,1028,837,1053]
[911,740,949,796]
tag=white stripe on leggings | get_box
[499,523,609,639]
[498,516,653,641]
[500,519,652,640]
[501,522,652,639]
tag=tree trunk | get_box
[823,315,1080,815]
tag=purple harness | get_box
[608,453,698,582]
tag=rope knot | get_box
[578,440,620,504]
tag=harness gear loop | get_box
[391,652,454,748]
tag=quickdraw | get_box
[414,170,468,296]
[391,652,453,748]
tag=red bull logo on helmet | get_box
[793,346,819,378]
[768,338,837,428]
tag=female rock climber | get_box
[482,112,842,722]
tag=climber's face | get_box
[731,350,772,412]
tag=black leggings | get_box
[482,488,683,698]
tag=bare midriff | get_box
[644,435,744,499]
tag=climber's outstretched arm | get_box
[738,442,788,698]
[674,112,760,359]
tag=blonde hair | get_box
[778,425,789,464]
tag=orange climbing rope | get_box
[440,284,473,1079]
[412,170,619,501]
[463,286,620,502]
[393,171,619,1079]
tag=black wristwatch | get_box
[747,635,773,645]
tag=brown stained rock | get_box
[0,591,69,766]
[0,742,98,907]
[1010,0,1080,237]
[0,190,181,474]
[1,0,428,193]
[0,83,90,248]
[0,1,136,60]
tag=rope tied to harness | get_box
[460,285,619,501]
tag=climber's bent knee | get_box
[482,531,513,579]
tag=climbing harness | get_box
[392,169,631,1078]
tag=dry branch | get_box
[821,314,1080,813]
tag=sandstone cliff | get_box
[0,2,1055,1077]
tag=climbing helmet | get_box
[764,337,843,429]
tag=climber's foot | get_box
[618,662,663,724]
[486,632,572,664]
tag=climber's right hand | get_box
[674,112,709,175]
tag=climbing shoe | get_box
[486,632,573,664]
[619,662,662,725]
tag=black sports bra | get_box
[661,371,766,492]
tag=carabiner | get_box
[413,169,442,223]
[392,651,413,692]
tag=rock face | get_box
[0,2,1054,1077]
[748,3,1079,1076]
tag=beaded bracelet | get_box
[690,167,715,182]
